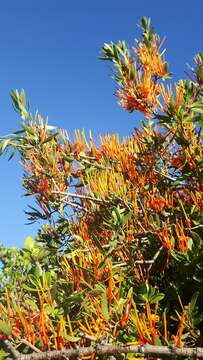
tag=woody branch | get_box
[3,342,203,360]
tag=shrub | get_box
[0,17,202,359]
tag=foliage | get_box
[0,17,202,359]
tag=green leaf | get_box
[0,322,12,335]
[0,139,10,155]
[0,349,9,360]
[10,89,28,120]
[171,251,185,262]
[20,89,26,108]
[40,133,58,145]
[10,89,20,109]
[188,237,193,250]
[192,108,203,115]
[28,274,40,288]
[156,114,171,123]
[198,118,203,127]
[24,236,34,251]
[101,291,109,320]
[8,148,17,161]
[189,292,199,312]
[136,282,165,304]
[191,231,202,248]
[90,284,105,296]
[123,210,133,224]
[92,235,105,253]
[65,335,81,342]
[22,283,41,292]
[127,287,133,300]
[150,293,165,303]
[141,17,148,30]
[33,264,43,278]
[20,122,35,135]
[65,292,84,305]
[154,336,162,346]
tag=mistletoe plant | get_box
[0,17,202,360]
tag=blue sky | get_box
[0,0,202,248]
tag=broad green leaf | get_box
[0,322,12,335]
[33,264,43,278]
[154,336,162,346]
[191,231,202,248]
[24,236,34,251]
[188,237,193,250]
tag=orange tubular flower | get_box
[175,220,190,253]
[117,68,161,118]
[171,155,183,169]
[135,35,167,78]
[120,299,132,328]
[148,195,166,212]
[73,140,85,159]
[157,223,174,250]
[160,82,190,113]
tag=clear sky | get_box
[0,0,202,248]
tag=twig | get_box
[137,220,147,233]
[191,224,203,230]
[78,333,97,342]
[112,260,154,269]
[154,169,176,182]
[147,245,164,274]
[63,200,90,213]
[53,190,110,204]
[137,195,145,215]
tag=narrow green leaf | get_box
[193,108,203,115]
[101,291,109,320]
[65,335,81,342]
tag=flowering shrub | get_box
[0,18,202,359]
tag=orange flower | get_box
[157,223,174,250]
[175,220,190,253]
[135,35,167,78]
[121,300,132,328]
[160,83,189,113]
[171,156,183,168]
[73,140,84,159]
[117,69,161,118]
[148,196,166,212]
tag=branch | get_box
[112,260,154,269]
[63,200,90,213]
[3,344,203,360]
[53,190,110,204]
[2,340,20,359]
